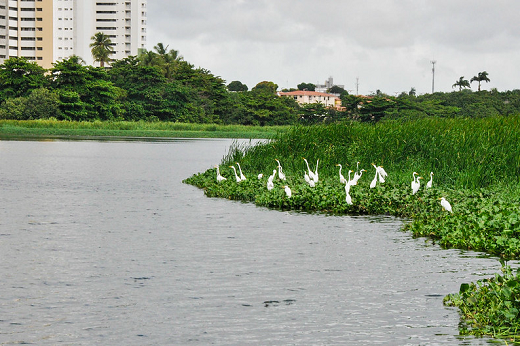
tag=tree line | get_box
[0,42,519,125]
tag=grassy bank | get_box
[184,115,520,340]
[0,119,285,139]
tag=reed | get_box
[222,116,520,189]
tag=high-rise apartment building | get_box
[0,0,147,69]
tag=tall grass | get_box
[0,119,286,139]
[223,116,520,189]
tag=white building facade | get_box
[0,0,146,69]
[278,90,340,108]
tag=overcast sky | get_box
[146,0,520,95]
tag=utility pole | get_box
[431,60,436,93]
[356,77,359,95]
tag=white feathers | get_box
[275,159,286,181]
[336,164,346,184]
[229,165,241,182]
[370,164,386,188]
[440,197,452,213]
[215,165,227,182]
[426,172,433,188]
[411,172,422,195]
[283,185,292,198]
[236,162,246,181]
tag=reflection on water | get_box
[0,139,506,345]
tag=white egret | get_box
[336,164,347,184]
[308,179,316,188]
[411,172,418,191]
[426,172,434,188]
[440,197,453,213]
[258,173,264,180]
[236,162,246,181]
[352,168,366,186]
[267,180,274,191]
[268,169,277,183]
[275,159,286,180]
[283,185,292,198]
[377,165,387,183]
[215,165,227,182]
[304,171,311,184]
[347,169,354,185]
[370,164,378,188]
[412,176,422,195]
[345,170,354,194]
[303,158,316,181]
[345,191,352,205]
[229,166,241,182]
[313,159,319,183]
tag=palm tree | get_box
[139,49,159,67]
[452,76,470,91]
[153,42,183,79]
[90,32,114,68]
[470,71,490,91]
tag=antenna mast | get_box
[431,60,436,93]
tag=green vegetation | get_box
[3,47,520,127]
[184,115,520,339]
[444,265,520,342]
[0,120,285,139]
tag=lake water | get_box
[0,138,507,345]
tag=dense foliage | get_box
[2,50,520,125]
[444,265,520,342]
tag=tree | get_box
[328,85,348,95]
[90,32,114,67]
[0,57,48,101]
[109,56,167,120]
[152,43,183,80]
[252,81,278,94]
[297,82,316,91]
[470,71,490,92]
[408,87,416,96]
[50,55,90,91]
[227,80,248,92]
[452,76,470,91]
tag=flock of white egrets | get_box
[215,159,453,213]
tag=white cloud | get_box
[146,0,520,94]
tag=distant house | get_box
[278,90,340,108]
